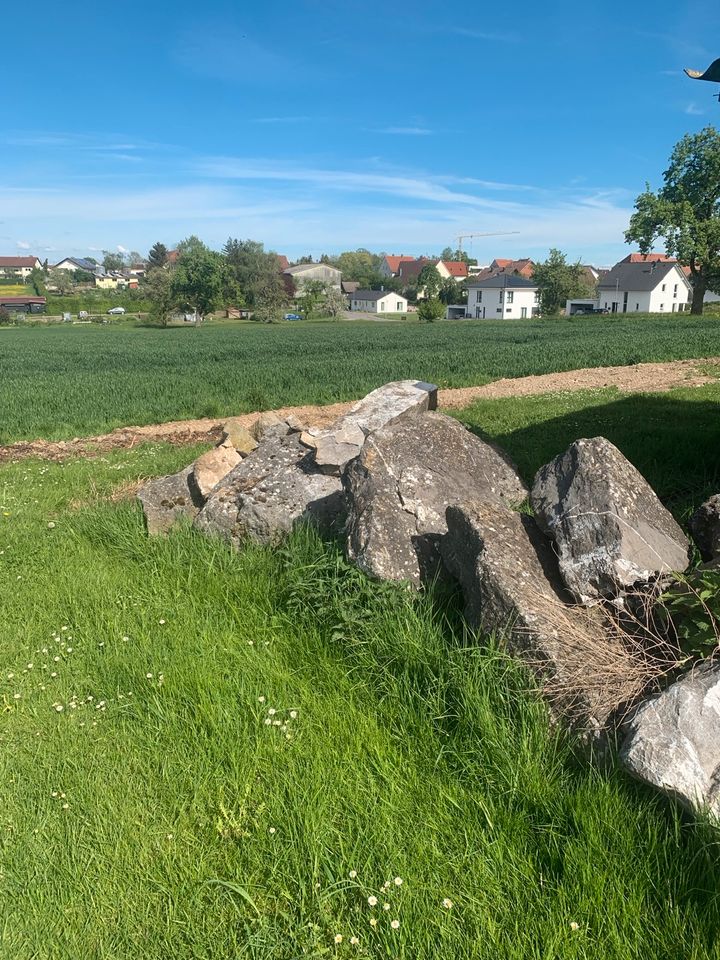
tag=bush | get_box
[417,298,445,323]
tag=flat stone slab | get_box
[192,445,241,499]
[344,411,527,585]
[531,437,690,603]
[621,662,720,818]
[304,379,438,473]
[194,432,343,546]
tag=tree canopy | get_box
[625,125,720,314]
[147,242,168,269]
[171,248,233,323]
[533,249,592,315]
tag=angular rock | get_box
[531,437,690,604]
[689,494,720,562]
[194,432,343,546]
[192,445,241,500]
[441,499,636,729]
[621,662,720,818]
[221,419,258,456]
[307,380,438,474]
[137,466,204,536]
[252,411,289,442]
[284,414,306,434]
[344,412,527,585]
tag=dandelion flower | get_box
[349,870,357,879]
[26,663,33,669]
[264,718,272,726]
[289,710,298,719]
[367,895,378,907]
[391,919,400,930]
[269,827,276,835]
[442,898,453,909]
[334,934,343,944]
[62,803,69,810]
[383,903,390,911]
[53,656,60,663]
[122,636,129,642]
[258,696,266,703]
[369,918,377,928]
[159,619,166,625]
[55,704,63,712]
[268,708,276,716]
[50,672,57,678]
[350,936,359,945]
[570,922,580,931]
[393,877,403,887]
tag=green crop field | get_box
[3,384,720,958]
[2,314,720,442]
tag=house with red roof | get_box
[437,260,469,280]
[0,256,42,279]
[380,255,415,278]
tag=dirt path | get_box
[2,357,719,464]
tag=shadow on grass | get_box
[463,392,720,520]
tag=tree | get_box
[175,235,208,259]
[418,264,441,300]
[417,298,445,322]
[48,268,75,295]
[297,279,327,320]
[171,248,230,323]
[439,277,465,306]
[625,126,720,315]
[325,287,346,320]
[28,267,46,297]
[145,267,176,327]
[102,250,126,272]
[223,237,287,311]
[532,249,591,315]
[147,242,168,269]
[252,272,288,323]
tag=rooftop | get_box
[351,289,400,300]
[467,274,537,289]
[0,256,39,268]
[599,260,688,291]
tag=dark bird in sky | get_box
[684,58,720,82]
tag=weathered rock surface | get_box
[344,412,527,585]
[194,432,343,546]
[689,494,720,562]
[252,412,289,443]
[137,466,204,535]
[441,499,636,729]
[531,437,690,604]
[306,380,438,474]
[192,445,241,499]
[621,662,720,817]
[221,419,258,456]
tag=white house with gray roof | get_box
[349,290,408,313]
[466,274,539,319]
[596,261,691,313]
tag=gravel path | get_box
[2,357,718,463]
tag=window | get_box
[673,284,678,298]
[533,290,540,304]
[636,303,640,311]
[661,283,666,292]
[499,290,504,303]
[396,302,403,311]
[477,290,482,303]
[506,291,514,304]
[659,303,664,311]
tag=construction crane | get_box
[455,231,520,257]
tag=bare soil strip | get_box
[3,358,718,464]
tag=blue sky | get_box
[3,0,719,266]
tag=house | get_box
[437,260,469,281]
[596,261,691,313]
[380,255,415,278]
[276,254,290,272]
[0,256,42,279]
[397,258,433,283]
[466,274,540,319]
[284,262,342,293]
[472,257,535,283]
[53,257,102,275]
[342,280,359,297]
[0,295,46,313]
[349,290,409,314]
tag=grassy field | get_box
[2,386,720,958]
[3,313,720,442]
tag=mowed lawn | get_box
[2,385,720,959]
[3,313,720,442]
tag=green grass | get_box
[3,313,720,442]
[3,385,720,957]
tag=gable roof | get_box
[397,257,433,280]
[468,274,537,289]
[276,254,290,272]
[598,260,689,291]
[0,256,39,268]
[441,260,468,278]
[383,255,415,273]
[621,252,676,264]
[351,289,404,301]
[284,262,341,276]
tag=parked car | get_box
[107,306,126,315]
[284,312,302,321]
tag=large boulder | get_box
[194,431,343,546]
[531,437,690,604]
[344,412,527,585]
[191,445,241,499]
[441,500,633,729]
[689,494,720,562]
[221,419,258,457]
[137,466,204,535]
[620,662,720,818]
[303,380,438,474]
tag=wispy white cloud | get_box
[374,126,433,136]
[684,101,705,115]
[16,240,30,249]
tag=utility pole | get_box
[455,231,520,258]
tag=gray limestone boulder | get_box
[344,412,527,585]
[621,662,720,818]
[531,437,690,604]
[689,495,720,562]
[304,379,438,474]
[137,466,204,535]
[441,499,631,729]
[194,431,344,547]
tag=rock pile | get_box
[138,379,720,817]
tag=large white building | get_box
[283,262,342,292]
[466,274,539,319]
[349,289,408,313]
[596,261,691,313]
[0,256,42,279]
